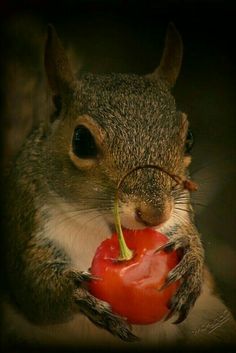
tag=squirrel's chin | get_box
[120,212,169,231]
[120,216,158,231]
[104,213,166,233]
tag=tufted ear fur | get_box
[44,24,75,95]
[147,23,183,88]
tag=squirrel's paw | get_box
[73,287,138,342]
[64,269,96,284]
[157,237,203,324]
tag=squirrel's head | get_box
[43,24,194,230]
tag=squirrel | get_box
[1,23,236,351]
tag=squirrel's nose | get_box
[135,201,172,227]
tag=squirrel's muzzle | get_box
[116,165,175,229]
[135,199,172,227]
[119,195,173,230]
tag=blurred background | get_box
[1,0,236,318]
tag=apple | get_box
[89,228,180,325]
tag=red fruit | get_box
[89,229,180,325]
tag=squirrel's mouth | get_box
[107,215,167,234]
[105,201,172,234]
[114,197,173,231]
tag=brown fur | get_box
[2,24,236,351]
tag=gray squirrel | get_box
[2,23,236,351]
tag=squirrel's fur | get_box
[1,24,236,351]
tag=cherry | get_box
[89,228,180,325]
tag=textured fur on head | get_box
[42,24,188,228]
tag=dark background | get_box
[1,0,236,324]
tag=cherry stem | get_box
[114,189,133,261]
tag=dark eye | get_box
[185,129,194,154]
[72,125,98,159]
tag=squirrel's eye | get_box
[185,129,194,154]
[72,125,98,159]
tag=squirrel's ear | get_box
[147,23,183,88]
[44,24,75,94]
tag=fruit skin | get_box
[89,229,180,325]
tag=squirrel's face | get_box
[45,73,193,230]
[44,24,193,230]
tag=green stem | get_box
[114,191,133,261]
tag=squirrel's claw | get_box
[160,236,203,324]
[165,286,201,324]
[155,241,175,254]
[74,287,139,342]
[64,269,99,284]
[155,237,189,255]
[155,237,189,253]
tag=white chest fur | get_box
[41,200,111,270]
